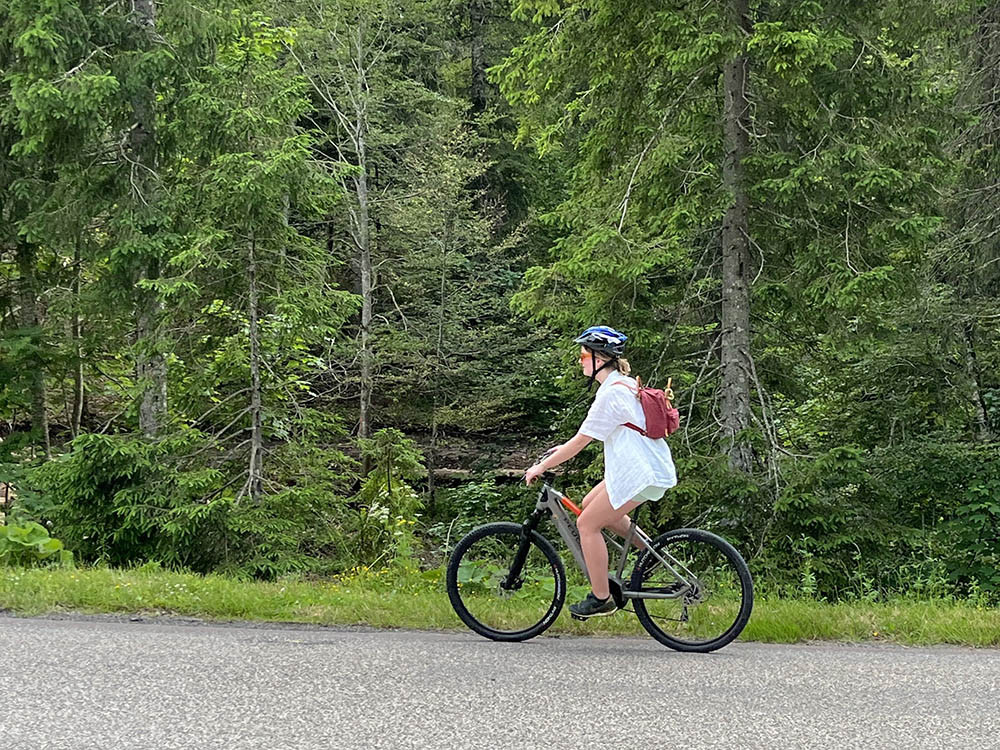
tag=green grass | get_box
[1,564,998,647]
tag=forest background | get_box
[2,0,998,604]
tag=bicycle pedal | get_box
[570,613,587,622]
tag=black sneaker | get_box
[569,592,618,618]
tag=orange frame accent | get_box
[559,495,582,516]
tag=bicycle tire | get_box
[630,528,753,653]
[447,522,567,642]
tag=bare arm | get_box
[542,432,593,469]
[524,432,593,484]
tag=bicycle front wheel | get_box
[446,522,567,642]
[630,528,753,652]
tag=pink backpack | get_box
[613,376,681,439]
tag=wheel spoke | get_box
[447,523,566,642]
[630,529,753,652]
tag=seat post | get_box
[614,502,643,581]
[627,500,644,537]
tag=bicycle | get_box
[446,466,754,652]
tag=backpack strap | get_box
[612,382,647,435]
[613,379,674,407]
[611,381,638,395]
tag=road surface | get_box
[2,614,997,749]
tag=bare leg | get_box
[577,483,642,599]
[607,515,649,550]
[581,481,648,551]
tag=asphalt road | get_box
[2,614,998,750]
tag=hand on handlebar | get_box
[523,463,546,485]
[523,446,559,486]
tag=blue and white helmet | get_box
[574,326,628,358]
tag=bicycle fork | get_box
[501,507,548,592]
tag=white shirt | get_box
[578,370,678,509]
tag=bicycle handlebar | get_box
[522,447,559,484]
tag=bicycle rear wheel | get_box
[629,528,753,652]
[447,522,566,642]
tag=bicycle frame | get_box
[518,483,695,603]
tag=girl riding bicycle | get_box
[523,326,677,619]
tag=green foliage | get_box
[353,429,427,567]
[222,485,353,580]
[946,477,1000,596]
[0,521,72,567]
[358,428,427,490]
[424,479,532,557]
[28,431,229,570]
[23,429,359,579]
[766,441,1000,601]
[0,0,998,605]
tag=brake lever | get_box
[523,447,559,484]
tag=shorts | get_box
[633,485,667,503]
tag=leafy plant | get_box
[945,477,1000,598]
[29,431,229,571]
[0,522,72,567]
[353,429,427,567]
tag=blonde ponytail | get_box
[615,357,632,376]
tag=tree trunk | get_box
[976,6,1000,134]
[247,232,264,505]
[427,245,449,510]
[16,242,51,459]
[964,322,994,442]
[357,139,373,479]
[71,234,84,438]
[427,413,439,509]
[954,6,1000,444]
[353,24,375,477]
[136,259,166,438]
[385,445,392,496]
[469,0,489,115]
[719,0,755,473]
[277,191,290,295]
[129,0,167,438]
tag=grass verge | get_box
[1,564,997,647]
